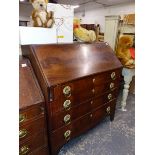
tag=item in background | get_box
[123,14,135,25]
[116,35,135,69]
[73,18,96,42]
[30,0,54,28]
[96,24,104,42]
[47,3,74,43]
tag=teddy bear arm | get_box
[116,51,130,62]
[116,52,132,66]
[31,11,37,21]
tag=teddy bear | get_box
[73,18,96,42]
[116,35,135,69]
[30,0,54,28]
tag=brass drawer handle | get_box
[64,130,71,141]
[63,86,71,97]
[110,82,114,89]
[111,72,116,80]
[92,89,95,93]
[19,129,27,139]
[63,100,71,110]
[92,78,95,83]
[19,146,30,155]
[106,106,110,114]
[40,107,44,115]
[19,114,26,123]
[64,114,71,124]
[108,94,112,100]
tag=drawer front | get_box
[50,100,116,153]
[19,131,47,155]
[54,77,94,100]
[91,100,114,126]
[19,104,44,125]
[51,89,119,130]
[51,70,121,113]
[93,69,122,86]
[19,116,45,142]
[91,89,119,109]
[94,79,120,96]
[51,100,91,130]
[29,146,49,155]
[50,113,92,151]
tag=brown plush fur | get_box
[116,35,135,68]
[30,0,54,28]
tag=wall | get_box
[75,2,135,32]
[19,3,33,21]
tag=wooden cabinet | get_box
[22,43,122,155]
[19,57,49,155]
[104,16,120,50]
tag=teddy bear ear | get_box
[29,0,34,3]
[45,0,49,3]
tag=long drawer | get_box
[19,104,44,126]
[19,116,46,142]
[51,89,119,130]
[19,131,47,155]
[50,100,116,154]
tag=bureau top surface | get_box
[24,43,122,87]
[19,56,44,109]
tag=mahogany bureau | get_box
[21,43,123,155]
[19,56,49,155]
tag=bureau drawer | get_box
[53,68,121,99]
[51,86,119,114]
[19,131,47,155]
[19,104,44,125]
[91,88,119,108]
[51,100,91,130]
[50,113,92,154]
[93,69,122,86]
[54,77,94,100]
[51,69,121,113]
[50,99,116,154]
[19,116,45,142]
[51,88,93,113]
[93,79,120,96]
[91,100,115,126]
[51,89,119,130]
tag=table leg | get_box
[121,74,133,111]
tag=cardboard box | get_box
[47,3,74,43]
[19,26,57,45]
[19,3,74,45]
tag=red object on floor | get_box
[130,48,135,59]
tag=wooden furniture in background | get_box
[81,24,104,42]
[81,24,97,32]
[22,43,122,155]
[19,56,49,155]
[104,16,120,50]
